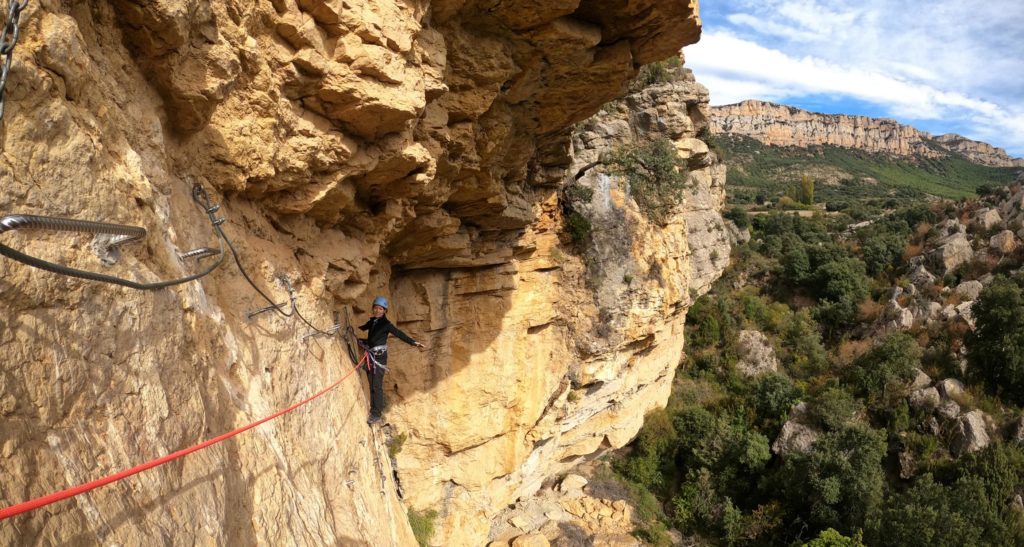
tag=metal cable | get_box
[207,204,338,334]
[213,223,294,319]
[0,185,227,290]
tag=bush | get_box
[803,528,866,547]
[965,275,1024,404]
[808,387,864,431]
[845,332,921,408]
[724,206,751,229]
[408,509,438,546]
[566,211,592,244]
[615,409,678,491]
[607,138,689,224]
[776,425,887,534]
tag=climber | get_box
[357,296,424,425]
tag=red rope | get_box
[0,353,368,521]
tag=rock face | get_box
[0,1,710,545]
[711,100,1024,167]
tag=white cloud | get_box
[686,0,1024,156]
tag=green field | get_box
[717,135,1021,203]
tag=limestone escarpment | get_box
[482,66,730,543]
[711,100,1024,168]
[0,1,702,545]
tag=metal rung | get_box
[247,301,288,319]
[301,324,341,341]
[179,247,220,260]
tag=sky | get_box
[684,0,1024,157]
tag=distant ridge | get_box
[711,100,1024,168]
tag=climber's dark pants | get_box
[364,350,388,418]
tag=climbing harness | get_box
[0,183,227,290]
[0,347,372,521]
[0,0,28,122]
[346,326,388,373]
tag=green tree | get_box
[615,409,678,491]
[965,275,1024,405]
[813,258,870,331]
[808,387,864,431]
[776,426,887,534]
[870,470,1020,547]
[845,332,921,409]
[751,373,803,433]
[781,309,829,378]
[800,174,816,205]
[804,528,866,547]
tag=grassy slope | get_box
[717,134,1021,202]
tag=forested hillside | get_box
[718,134,1021,204]
[611,181,1024,545]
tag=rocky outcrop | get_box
[927,233,974,274]
[935,134,1024,168]
[951,410,992,456]
[711,100,1024,168]
[735,330,779,377]
[772,402,819,456]
[0,1,707,545]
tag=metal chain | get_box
[0,0,28,122]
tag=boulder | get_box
[955,302,975,328]
[591,533,641,547]
[990,230,1018,254]
[1013,415,1024,445]
[560,474,588,493]
[954,280,984,301]
[736,330,779,377]
[937,378,965,400]
[936,399,961,420]
[927,233,974,275]
[951,410,991,456]
[917,301,943,322]
[908,264,937,287]
[899,450,918,479]
[909,368,932,390]
[772,420,819,456]
[936,218,967,235]
[894,307,915,330]
[511,533,550,547]
[976,208,1003,230]
[909,387,941,411]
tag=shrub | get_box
[965,275,1024,405]
[566,212,592,244]
[724,206,751,229]
[803,528,866,547]
[565,184,594,204]
[615,409,678,491]
[845,332,921,408]
[776,425,887,534]
[607,138,689,224]
[408,509,438,547]
[808,387,864,431]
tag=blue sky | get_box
[684,0,1024,157]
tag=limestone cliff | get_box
[0,1,708,545]
[712,100,1024,168]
